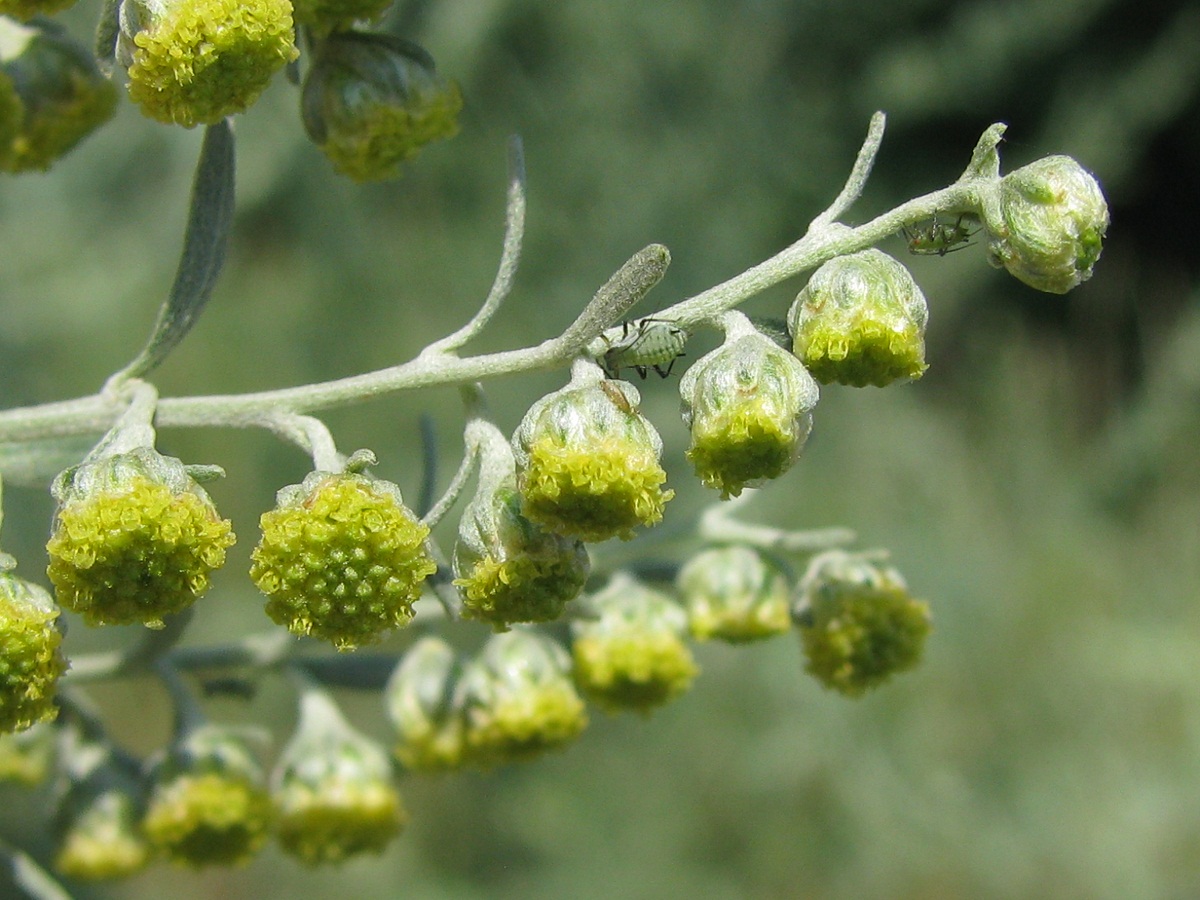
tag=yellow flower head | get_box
[386,637,469,773]
[677,545,792,643]
[0,570,67,734]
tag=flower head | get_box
[794,551,931,697]
[273,688,405,866]
[0,19,117,172]
[117,0,298,127]
[513,367,673,542]
[458,630,587,766]
[983,155,1109,294]
[251,469,437,650]
[677,545,792,643]
[788,249,928,387]
[142,725,273,867]
[45,447,236,628]
[0,721,55,784]
[454,426,589,629]
[681,325,819,497]
[571,572,698,715]
[0,566,67,734]
[386,637,468,773]
[302,32,461,182]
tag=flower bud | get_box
[273,689,405,866]
[0,720,54,784]
[301,32,462,182]
[0,567,67,734]
[385,637,467,773]
[46,447,236,629]
[793,551,931,697]
[788,249,928,387]
[142,725,273,867]
[251,469,437,650]
[983,155,1108,294]
[53,735,150,882]
[513,368,673,542]
[571,572,698,714]
[680,330,819,497]
[454,432,589,630]
[677,545,791,643]
[457,630,587,766]
[116,0,298,127]
[0,19,117,172]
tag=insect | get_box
[902,213,979,256]
[600,317,689,380]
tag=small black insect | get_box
[600,317,688,380]
[902,213,979,256]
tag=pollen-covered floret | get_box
[681,328,819,498]
[794,551,931,697]
[118,0,298,127]
[513,375,673,542]
[142,726,273,867]
[789,249,928,388]
[677,545,792,642]
[571,573,698,715]
[984,155,1109,294]
[0,572,67,734]
[458,630,587,767]
[301,32,461,182]
[251,470,437,650]
[46,449,235,629]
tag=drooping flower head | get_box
[386,637,468,773]
[46,447,236,629]
[116,0,298,127]
[302,32,461,182]
[142,724,273,867]
[0,565,67,734]
[571,572,698,715]
[457,630,587,767]
[681,317,819,497]
[251,464,437,650]
[0,18,117,172]
[454,421,589,630]
[789,249,928,388]
[982,155,1109,294]
[513,363,673,542]
[273,686,405,866]
[794,550,931,697]
[0,721,55,784]
[677,545,792,643]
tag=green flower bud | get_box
[677,545,791,643]
[513,368,673,542]
[117,0,298,127]
[788,249,928,388]
[251,470,437,650]
[0,0,74,22]
[0,19,117,173]
[46,447,236,629]
[385,637,468,773]
[142,725,273,867]
[680,328,819,498]
[273,688,405,866]
[794,551,931,697]
[0,721,54,784]
[53,736,150,882]
[0,567,67,734]
[454,429,589,630]
[571,572,698,715]
[301,32,461,182]
[458,630,587,767]
[983,155,1109,294]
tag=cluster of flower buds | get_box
[0,18,116,172]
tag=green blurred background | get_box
[3,0,1200,897]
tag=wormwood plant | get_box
[0,0,1110,889]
